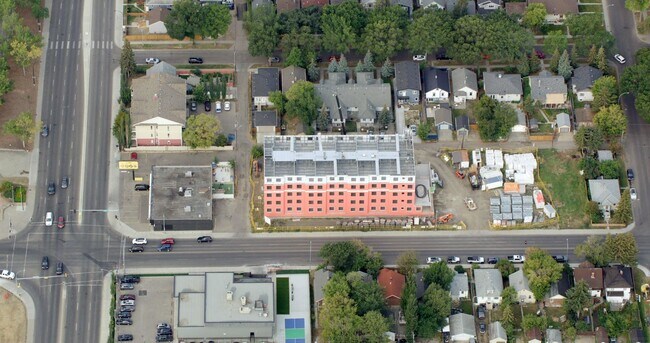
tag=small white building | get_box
[604,266,634,305]
[452,68,478,104]
[450,313,477,342]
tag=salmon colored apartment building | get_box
[263,134,431,222]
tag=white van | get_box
[45,212,53,227]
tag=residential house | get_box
[512,110,528,133]
[456,115,470,136]
[571,66,603,102]
[452,68,478,104]
[301,0,328,8]
[394,61,422,106]
[505,1,526,15]
[597,150,614,162]
[588,179,621,209]
[573,267,604,297]
[418,0,446,9]
[546,328,562,343]
[276,0,300,12]
[130,62,186,147]
[434,107,454,132]
[489,322,507,343]
[450,272,469,301]
[144,0,174,11]
[252,110,279,144]
[483,72,523,102]
[529,71,568,108]
[362,0,413,13]
[146,7,170,34]
[526,328,543,343]
[313,269,332,328]
[423,67,450,103]
[252,68,280,108]
[315,72,392,130]
[604,265,634,305]
[281,66,306,93]
[449,313,477,342]
[509,270,535,303]
[477,0,502,14]
[544,271,571,307]
[474,269,503,305]
[378,268,406,307]
[556,112,571,133]
[527,0,579,24]
[452,150,470,169]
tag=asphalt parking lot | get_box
[115,276,174,342]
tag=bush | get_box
[587,201,603,223]
[454,265,465,274]
[215,134,228,147]
[251,145,264,159]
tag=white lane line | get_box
[55,41,58,50]
[91,41,94,49]
[67,41,70,49]
[110,41,113,49]
[49,41,53,49]
[56,286,67,343]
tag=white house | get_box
[483,72,523,103]
[571,66,603,102]
[604,266,633,305]
[452,68,478,104]
[508,270,536,304]
[450,272,469,301]
[423,67,450,103]
[574,267,604,298]
[474,269,503,305]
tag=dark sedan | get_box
[197,236,213,243]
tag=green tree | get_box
[245,4,280,57]
[516,54,530,76]
[605,232,637,264]
[587,201,604,223]
[422,261,454,290]
[402,276,419,343]
[0,57,13,104]
[328,59,339,73]
[362,50,375,71]
[564,327,578,342]
[285,47,307,68]
[407,9,454,55]
[549,48,560,73]
[396,250,419,277]
[626,0,650,21]
[543,30,568,55]
[321,14,356,53]
[323,272,350,298]
[361,17,404,61]
[269,91,286,115]
[378,107,392,129]
[359,311,390,342]
[3,111,39,149]
[529,52,542,73]
[285,80,321,125]
[579,156,600,179]
[251,144,264,159]
[596,46,608,71]
[319,240,383,275]
[214,134,228,147]
[192,83,208,103]
[380,57,394,78]
[201,4,232,39]
[183,113,222,148]
[338,53,349,74]
[454,265,465,274]
[592,76,619,111]
[522,3,547,29]
[319,294,361,343]
[558,49,573,80]
[347,272,386,315]
[417,122,431,140]
[588,45,598,66]
[119,74,131,106]
[603,310,632,338]
[574,126,605,153]
[281,26,319,59]
[599,160,620,179]
[112,109,131,150]
[566,14,615,57]
[564,281,591,319]
[417,283,452,338]
[120,41,136,79]
[570,46,579,67]
[594,105,627,137]
[307,58,320,81]
[501,286,517,307]
[495,259,516,278]
[522,314,548,331]
[9,31,42,75]
[523,247,564,300]
[474,96,517,141]
[278,6,321,35]
[316,106,330,132]
[500,304,514,326]
[575,236,611,267]
[164,0,202,41]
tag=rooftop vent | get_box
[184,206,191,212]
[185,171,194,177]
[239,306,252,314]
[226,291,233,301]
[178,187,184,195]
[184,189,192,197]
[254,300,264,311]
[240,296,247,306]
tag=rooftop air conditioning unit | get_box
[226,291,233,301]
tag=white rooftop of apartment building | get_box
[263,134,416,177]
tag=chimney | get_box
[591,272,595,279]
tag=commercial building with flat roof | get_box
[149,166,213,230]
[174,272,275,340]
[263,134,427,220]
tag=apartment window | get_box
[407,200,412,204]
[267,208,272,212]
[380,207,385,211]
[297,192,302,197]
[317,201,322,205]
[359,200,364,204]
[276,186,281,190]
[351,200,356,204]
[371,207,376,211]
[371,191,377,196]
[276,208,281,212]
[339,199,344,203]
[287,192,293,196]
[317,185,323,190]
[309,201,314,205]
[407,185,413,189]
[288,185,293,189]
[296,207,301,211]
[381,184,387,188]
[392,207,397,211]
[287,207,292,212]
[392,185,398,189]
[339,207,344,211]
[297,200,302,204]
[360,185,365,189]
[352,185,356,189]
[380,199,386,203]
[330,192,335,196]
[276,193,281,197]
[359,208,365,212]
[266,201,272,205]
[266,186,272,190]
[380,192,386,196]
[393,200,398,204]
[351,208,355,212]
[309,193,314,197]
[371,199,376,203]
[308,208,314,212]
[288,200,293,204]
[276,201,281,205]
[339,192,344,196]
[351,192,356,197]
[329,207,335,211]
[339,184,344,188]
[329,199,335,203]
[308,186,314,190]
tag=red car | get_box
[534,49,545,59]
[328,55,340,62]
[161,238,175,245]
[57,216,65,229]
[120,294,136,301]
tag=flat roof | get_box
[150,166,213,221]
[414,164,432,207]
[264,134,416,177]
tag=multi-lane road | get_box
[1,0,649,342]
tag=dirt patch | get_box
[0,7,42,150]
[0,288,27,343]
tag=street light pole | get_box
[566,238,569,258]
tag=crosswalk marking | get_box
[47,40,114,50]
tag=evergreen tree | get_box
[355,60,365,73]
[529,53,541,73]
[363,50,374,71]
[613,189,633,224]
[380,57,394,78]
[328,59,339,73]
[587,45,598,66]
[596,46,608,71]
[570,46,579,68]
[307,58,320,81]
[558,49,573,80]
[516,54,530,76]
[378,106,393,129]
[316,105,330,132]
[549,48,560,73]
[338,53,349,74]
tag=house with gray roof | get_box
[423,67,450,103]
[456,115,470,136]
[597,150,614,162]
[434,107,454,132]
[281,66,306,93]
[450,272,469,301]
[509,270,535,303]
[589,179,621,209]
[489,322,507,343]
[315,72,392,130]
[450,313,477,342]
[253,111,279,144]
[528,0,579,24]
[544,270,572,307]
[145,0,174,11]
[571,66,603,102]
[556,112,571,133]
[419,0,476,14]
[313,269,332,306]
[474,269,503,305]
[483,72,523,102]
[529,71,568,107]
[252,68,280,108]
[477,0,502,14]
[394,61,422,106]
[452,68,478,104]
[546,328,562,343]
[362,0,413,14]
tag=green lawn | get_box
[276,277,290,315]
[537,149,590,228]
[541,109,566,122]
[460,299,473,315]
[579,4,603,13]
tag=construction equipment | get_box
[455,170,466,179]
[468,172,480,189]
[464,197,477,211]
[437,213,454,224]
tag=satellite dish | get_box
[642,284,650,293]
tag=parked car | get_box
[145,57,160,64]
[477,305,486,319]
[116,319,133,325]
[120,294,136,301]
[224,101,230,111]
[120,305,135,312]
[426,257,442,264]
[121,275,141,284]
[507,255,526,263]
[487,257,499,264]
[57,216,65,229]
[158,244,173,252]
[614,54,626,64]
[215,101,221,113]
[412,54,427,61]
[0,270,15,280]
[134,184,150,191]
[55,262,64,275]
[116,311,132,319]
[41,125,49,137]
[161,238,175,245]
[117,334,134,341]
[188,57,203,64]
[47,182,56,195]
[190,101,197,111]
[479,322,486,334]
[120,283,134,290]
[157,328,173,335]
[128,245,144,253]
[132,238,147,245]
[45,212,53,227]
[120,299,135,306]
[157,323,172,329]
[627,168,635,180]
[204,101,211,112]
[534,49,545,59]
[156,335,173,342]
[467,256,485,264]
[61,177,69,189]
[42,256,49,270]
[552,255,568,263]
[197,236,213,243]
[630,187,638,200]
[447,256,461,264]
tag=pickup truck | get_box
[507,255,526,263]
